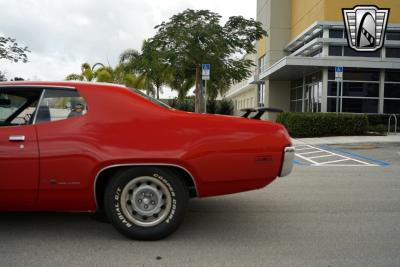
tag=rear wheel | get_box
[104,167,188,240]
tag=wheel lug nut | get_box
[151,201,155,205]
[138,199,142,203]
[144,205,148,209]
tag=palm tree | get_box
[65,62,105,82]
[120,40,170,99]
[65,62,145,89]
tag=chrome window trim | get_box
[93,163,199,210]
[32,89,46,125]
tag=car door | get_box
[0,87,42,209]
[33,88,93,210]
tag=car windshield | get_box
[130,88,172,110]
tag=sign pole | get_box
[204,80,207,113]
[201,64,210,114]
[336,82,339,113]
[335,66,343,113]
[340,80,343,112]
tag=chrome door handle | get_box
[9,135,25,142]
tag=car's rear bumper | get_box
[279,146,295,177]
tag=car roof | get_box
[0,81,127,90]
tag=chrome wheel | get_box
[120,176,172,227]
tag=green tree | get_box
[120,40,170,99]
[66,62,104,81]
[65,62,145,89]
[150,9,267,112]
[0,36,30,63]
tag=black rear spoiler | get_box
[240,107,283,120]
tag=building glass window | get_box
[328,68,379,81]
[327,98,378,113]
[329,29,344,39]
[386,70,400,82]
[343,46,380,57]
[328,82,378,97]
[258,55,266,74]
[329,46,342,56]
[327,46,381,58]
[290,79,303,112]
[327,68,379,113]
[384,83,400,98]
[386,48,400,58]
[258,83,265,107]
[290,72,322,113]
[386,31,400,41]
[384,100,400,114]
[384,71,400,114]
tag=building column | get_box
[321,67,328,112]
[322,28,329,57]
[379,69,385,114]
[301,73,305,112]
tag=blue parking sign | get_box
[202,64,210,70]
[335,66,343,73]
[335,66,343,81]
[202,64,210,80]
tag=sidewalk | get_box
[292,134,400,145]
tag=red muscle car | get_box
[0,81,294,240]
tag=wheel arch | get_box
[94,164,198,211]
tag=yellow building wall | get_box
[291,0,400,40]
[291,0,325,39]
[257,36,266,57]
[325,0,400,23]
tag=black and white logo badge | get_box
[342,5,390,52]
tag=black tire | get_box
[104,167,189,240]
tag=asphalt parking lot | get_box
[1,142,399,267]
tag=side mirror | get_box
[0,99,11,107]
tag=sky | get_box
[0,0,255,98]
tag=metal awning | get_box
[260,56,400,81]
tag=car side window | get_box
[35,89,88,124]
[0,88,42,127]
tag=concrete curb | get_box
[291,135,400,145]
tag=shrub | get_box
[366,114,399,132]
[166,98,234,115]
[167,98,195,112]
[215,99,234,115]
[368,124,387,134]
[207,99,218,114]
[276,112,369,138]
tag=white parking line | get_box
[319,158,350,165]
[308,154,334,159]
[295,147,315,151]
[294,145,378,167]
[298,150,325,155]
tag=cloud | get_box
[0,0,255,96]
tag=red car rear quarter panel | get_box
[169,113,289,196]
